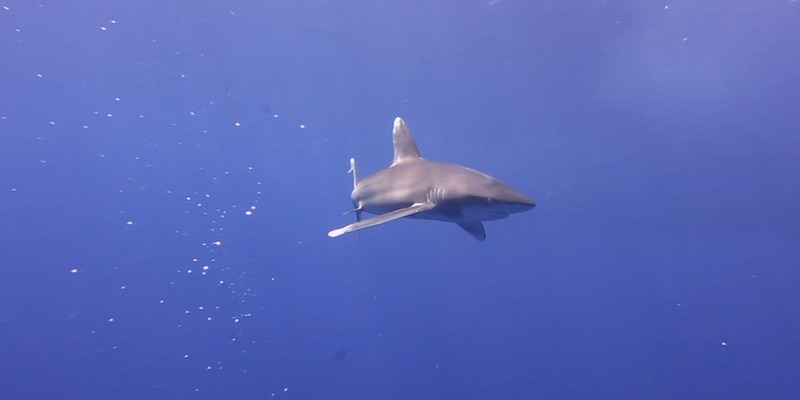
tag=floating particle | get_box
[70,268,79,273]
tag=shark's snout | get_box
[487,185,536,211]
[486,197,535,214]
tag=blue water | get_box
[2,1,799,399]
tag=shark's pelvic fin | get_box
[457,222,487,241]
[391,117,422,166]
[343,207,363,222]
[328,202,435,238]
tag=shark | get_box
[328,117,535,240]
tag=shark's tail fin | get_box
[348,157,359,189]
[347,158,361,222]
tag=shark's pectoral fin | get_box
[457,222,486,241]
[328,202,435,238]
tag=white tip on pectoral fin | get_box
[328,226,350,238]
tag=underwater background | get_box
[2,1,799,399]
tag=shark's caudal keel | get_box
[328,117,535,240]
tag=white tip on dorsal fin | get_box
[391,117,422,166]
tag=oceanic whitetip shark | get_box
[328,117,535,240]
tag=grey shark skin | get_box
[328,117,535,240]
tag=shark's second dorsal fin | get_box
[391,117,422,166]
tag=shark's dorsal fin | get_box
[391,117,422,166]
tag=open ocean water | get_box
[2,1,799,399]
